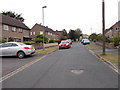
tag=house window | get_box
[18,28,23,33]
[40,31,43,34]
[116,27,120,31]
[12,27,16,32]
[48,32,51,35]
[3,25,9,30]
[30,32,32,35]
[33,32,35,35]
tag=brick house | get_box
[105,21,120,40]
[0,14,30,42]
[55,30,62,40]
[30,23,61,41]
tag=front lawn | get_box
[96,52,118,66]
[86,44,99,50]
[35,46,59,54]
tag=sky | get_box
[0,0,119,35]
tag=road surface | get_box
[2,42,118,88]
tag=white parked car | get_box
[0,42,35,59]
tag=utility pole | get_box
[102,0,106,55]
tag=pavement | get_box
[2,42,118,88]
[90,42,119,55]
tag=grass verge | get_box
[96,52,118,66]
[86,44,99,50]
[35,46,59,54]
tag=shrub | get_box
[113,36,119,46]
[24,41,35,45]
[49,38,55,43]
[34,34,48,43]
[0,38,6,43]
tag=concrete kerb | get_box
[89,49,119,73]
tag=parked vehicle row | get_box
[0,39,90,58]
[0,42,35,59]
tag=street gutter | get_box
[89,49,119,74]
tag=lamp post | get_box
[102,0,105,55]
[42,6,47,50]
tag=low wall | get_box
[33,43,58,50]
[95,42,115,49]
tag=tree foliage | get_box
[68,28,82,41]
[34,34,48,43]
[2,11,24,22]
[113,36,119,46]
[60,29,68,40]
[49,38,55,43]
[75,28,82,41]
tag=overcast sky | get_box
[0,0,119,35]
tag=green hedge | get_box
[24,41,35,45]
[49,38,55,43]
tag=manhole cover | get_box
[71,69,84,75]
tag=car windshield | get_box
[18,42,26,46]
[84,40,89,42]
[61,41,68,43]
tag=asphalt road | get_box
[2,54,44,76]
[2,42,118,88]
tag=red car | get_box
[59,40,71,49]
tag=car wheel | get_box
[17,51,25,59]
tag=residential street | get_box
[2,42,118,88]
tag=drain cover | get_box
[71,69,84,75]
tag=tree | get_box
[89,33,98,42]
[68,30,76,41]
[62,29,67,36]
[59,29,68,40]
[2,11,24,22]
[75,28,82,41]
[34,34,48,43]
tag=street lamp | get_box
[102,0,105,55]
[42,6,47,50]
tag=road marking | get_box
[0,55,47,82]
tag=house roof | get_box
[1,14,30,30]
[106,20,120,33]
[109,21,120,30]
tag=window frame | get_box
[12,27,17,32]
[3,25,9,30]
[18,28,23,33]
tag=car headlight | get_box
[66,43,69,46]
